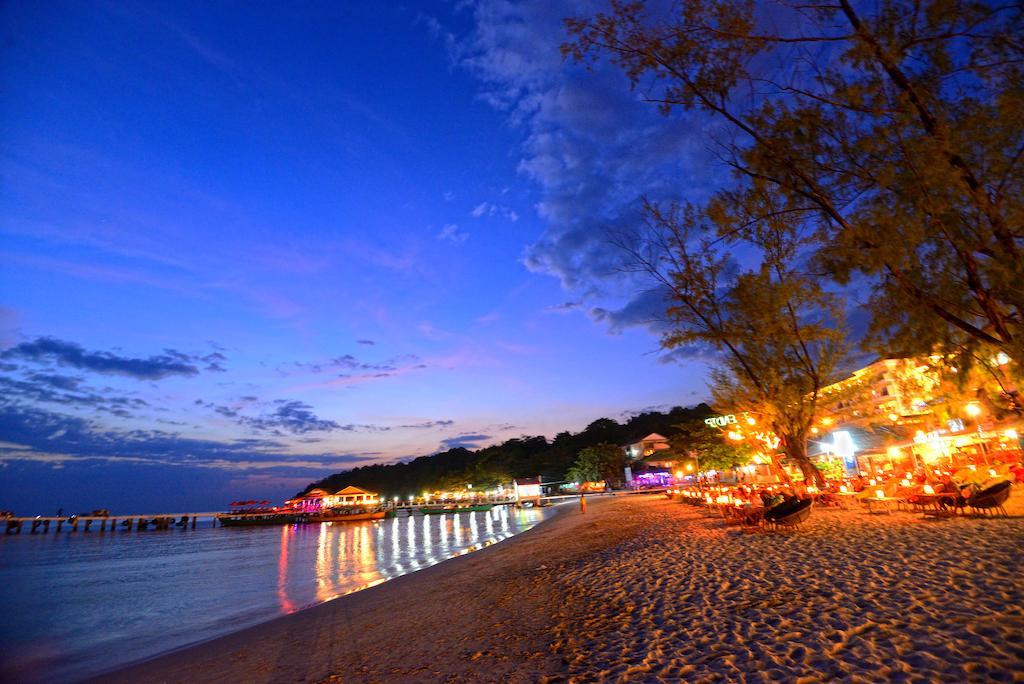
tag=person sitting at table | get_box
[818,488,838,507]
[937,475,968,510]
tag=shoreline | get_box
[97,492,1024,682]
[96,496,633,683]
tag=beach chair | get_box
[967,480,1012,517]
[764,499,812,531]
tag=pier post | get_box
[57,520,63,532]
[191,515,196,529]
[71,518,79,532]
[110,518,116,530]
[44,520,50,533]
[84,520,92,532]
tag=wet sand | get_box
[102,492,1024,683]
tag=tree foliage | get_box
[668,420,754,472]
[565,0,1024,405]
[618,197,845,484]
[566,442,627,483]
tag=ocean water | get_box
[0,506,550,683]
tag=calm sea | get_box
[0,506,551,683]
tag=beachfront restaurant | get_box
[323,486,379,508]
[808,420,1023,477]
[287,486,380,512]
[287,488,331,513]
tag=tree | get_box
[618,199,845,486]
[564,0,1024,406]
[668,420,753,473]
[566,442,627,484]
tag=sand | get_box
[101,492,1024,683]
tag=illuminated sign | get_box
[704,414,738,428]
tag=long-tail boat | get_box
[307,507,387,523]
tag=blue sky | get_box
[0,1,713,513]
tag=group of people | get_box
[726,460,1023,512]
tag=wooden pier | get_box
[3,512,223,535]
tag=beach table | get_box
[912,492,962,517]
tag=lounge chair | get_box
[967,480,1012,517]
[764,498,813,531]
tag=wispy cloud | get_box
[398,419,455,429]
[470,201,519,222]
[437,223,469,244]
[545,301,582,313]
[0,403,371,472]
[2,337,209,380]
[439,433,492,450]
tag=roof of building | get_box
[335,485,377,496]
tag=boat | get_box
[217,501,300,526]
[419,503,495,514]
[307,507,387,523]
[217,511,300,526]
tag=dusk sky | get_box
[0,1,716,513]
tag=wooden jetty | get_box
[3,512,223,535]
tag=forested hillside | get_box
[302,403,712,498]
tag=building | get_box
[287,485,380,512]
[811,355,1022,475]
[817,358,943,426]
[287,488,331,513]
[513,477,542,506]
[323,486,379,508]
[622,433,675,468]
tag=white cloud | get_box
[470,201,519,222]
[436,223,469,243]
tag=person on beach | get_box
[937,474,968,510]
[579,494,587,514]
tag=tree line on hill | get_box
[301,404,716,498]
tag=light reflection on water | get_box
[0,506,550,684]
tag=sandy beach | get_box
[102,493,1024,683]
